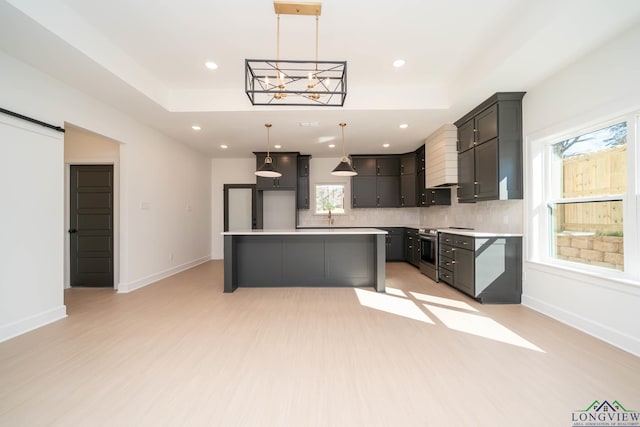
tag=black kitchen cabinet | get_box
[352,157,377,175]
[296,155,310,209]
[400,153,416,207]
[377,176,401,207]
[379,227,405,261]
[457,149,475,202]
[376,157,401,176]
[416,145,425,173]
[474,139,499,201]
[424,188,451,207]
[438,232,522,303]
[401,174,416,207]
[351,156,401,208]
[352,176,377,208]
[404,228,420,267]
[455,92,525,203]
[255,152,298,190]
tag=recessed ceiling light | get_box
[205,61,218,70]
[393,59,405,68]
[328,144,336,148]
[399,123,409,129]
[220,144,228,149]
[191,125,201,131]
[274,144,282,149]
[383,143,391,148]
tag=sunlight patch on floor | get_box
[354,289,434,324]
[424,304,545,352]
[409,291,478,312]
[385,287,408,298]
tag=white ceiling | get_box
[2,0,640,158]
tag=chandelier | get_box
[245,1,347,107]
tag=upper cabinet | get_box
[454,92,525,203]
[351,155,401,208]
[254,152,298,190]
[400,153,417,207]
[296,155,311,209]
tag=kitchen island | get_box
[221,229,387,293]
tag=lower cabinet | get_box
[438,232,522,303]
[379,227,405,261]
[404,228,420,267]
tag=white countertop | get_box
[437,228,523,237]
[222,228,388,236]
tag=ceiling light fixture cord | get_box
[340,122,346,157]
[266,123,272,157]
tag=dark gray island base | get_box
[222,229,387,293]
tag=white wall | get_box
[0,50,211,340]
[211,158,256,259]
[522,24,640,356]
[0,116,66,342]
[64,125,121,289]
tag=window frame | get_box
[527,111,639,283]
[313,182,347,216]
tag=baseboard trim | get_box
[0,305,67,343]
[522,295,640,357]
[118,256,211,293]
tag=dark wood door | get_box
[400,174,416,207]
[376,176,400,207]
[352,157,377,176]
[475,104,498,145]
[376,157,400,176]
[453,247,475,296]
[274,154,297,189]
[69,165,113,287]
[475,138,499,201]
[351,176,377,208]
[457,149,476,203]
[457,118,476,152]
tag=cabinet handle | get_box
[353,197,356,207]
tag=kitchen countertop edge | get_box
[437,228,523,237]
[222,228,388,236]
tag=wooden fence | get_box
[557,145,626,234]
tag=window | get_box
[528,111,640,281]
[547,122,627,271]
[315,184,345,215]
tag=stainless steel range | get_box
[418,227,440,281]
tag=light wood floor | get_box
[1,261,638,426]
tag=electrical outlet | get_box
[169,253,174,261]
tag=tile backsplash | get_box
[298,193,523,233]
[419,197,523,233]
[298,207,421,228]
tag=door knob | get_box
[68,229,78,234]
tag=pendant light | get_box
[331,122,357,176]
[255,123,282,177]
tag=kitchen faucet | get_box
[328,210,334,227]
